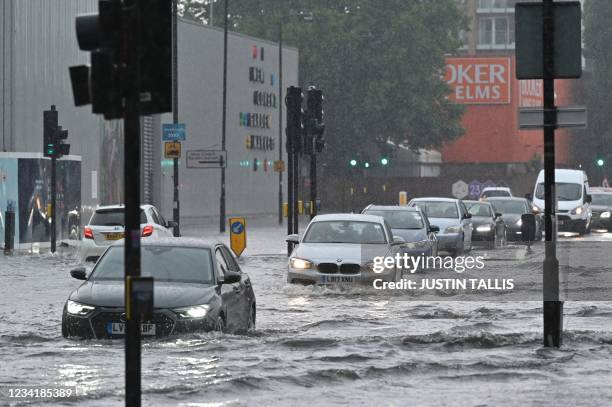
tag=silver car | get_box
[287,214,404,285]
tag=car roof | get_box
[485,197,527,202]
[410,197,458,203]
[95,204,155,211]
[312,213,385,223]
[481,187,510,192]
[363,205,420,212]
[590,189,612,194]
[465,200,492,206]
[110,237,222,248]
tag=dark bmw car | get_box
[362,205,439,256]
[62,239,256,339]
[465,200,506,248]
[487,197,542,241]
[589,189,612,231]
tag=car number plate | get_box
[320,276,355,284]
[107,322,156,336]
[104,232,125,241]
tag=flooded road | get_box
[1,237,612,406]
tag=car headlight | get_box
[66,300,95,316]
[476,225,492,232]
[173,304,210,319]
[516,218,522,227]
[290,258,314,270]
[445,226,461,233]
[601,211,611,219]
[570,206,583,215]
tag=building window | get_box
[477,16,515,49]
[477,0,518,13]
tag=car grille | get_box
[317,263,360,274]
[557,214,571,222]
[90,311,175,338]
[317,263,338,274]
[340,264,360,274]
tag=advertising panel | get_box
[445,57,512,104]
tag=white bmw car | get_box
[79,204,176,262]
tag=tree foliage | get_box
[180,0,467,167]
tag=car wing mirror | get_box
[585,194,592,204]
[463,213,472,219]
[286,234,300,244]
[429,225,440,233]
[223,271,241,284]
[166,220,178,228]
[70,267,87,280]
[392,236,406,245]
[494,212,502,218]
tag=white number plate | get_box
[107,322,156,336]
[320,276,355,284]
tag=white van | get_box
[532,169,592,234]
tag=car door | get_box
[419,211,438,256]
[459,201,472,248]
[215,245,248,332]
[152,207,172,237]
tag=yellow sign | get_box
[164,141,181,159]
[273,160,285,172]
[229,217,246,257]
[399,191,408,206]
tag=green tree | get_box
[181,0,466,169]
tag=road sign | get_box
[519,106,587,129]
[229,217,246,256]
[452,180,468,199]
[468,180,482,199]
[164,141,181,159]
[273,160,285,172]
[399,191,408,206]
[162,123,186,141]
[515,2,582,79]
[186,150,227,169]
[483,180,496,189]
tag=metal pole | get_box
[220,0,228,233]
[50,155,56,253]
[124,1,142,404]
[278,21,283,225]
[542,0,562,348]
[172,0,180,237]
[310,151,316,220]
[293,139,299,235]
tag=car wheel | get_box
[214,316,225,333]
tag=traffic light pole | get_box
[542,0,562,348]
[310,151,316,220]
[278,22,284,225]
[50,155,57,253]
[219,0,228,234]
[286,112,294,255]
[124,2,142,405]
[172,0,180,237]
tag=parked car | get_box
[287,214,404,285]
[407,198,472,256]
[479,187,513,200]
[532,169,592,235]
[63,239,255,338]
[79,204,176,262]
[487,197,542,241]
[588,189,612,231]
[465,200,507,248]
[362,205,438,257]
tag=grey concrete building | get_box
[1,0,298,224]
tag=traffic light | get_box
[380,157,389,166]
[597,158,605,167]
[286,87,304,155]
[349,159,358,167]
[70,0,172,118]
[43,106,70,159]
[305,87,325,153]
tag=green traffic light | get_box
[349,159,357,167]
[597,158,605,167]
[364,162,370,168]
[380,157,389,166]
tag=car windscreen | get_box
[591,194,612,206]
[90,209,146,226]
[490,201,527,215]
[481,190,510,198]
[364,210,424,229]
[91,246,214,284]
[467,203,493,217]
[411,201,458,219]
[303,221,387,244]
[535,183,582,201]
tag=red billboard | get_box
[445,57,512,104]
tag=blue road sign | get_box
[162,123,186,141]
[468,180,483,199]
